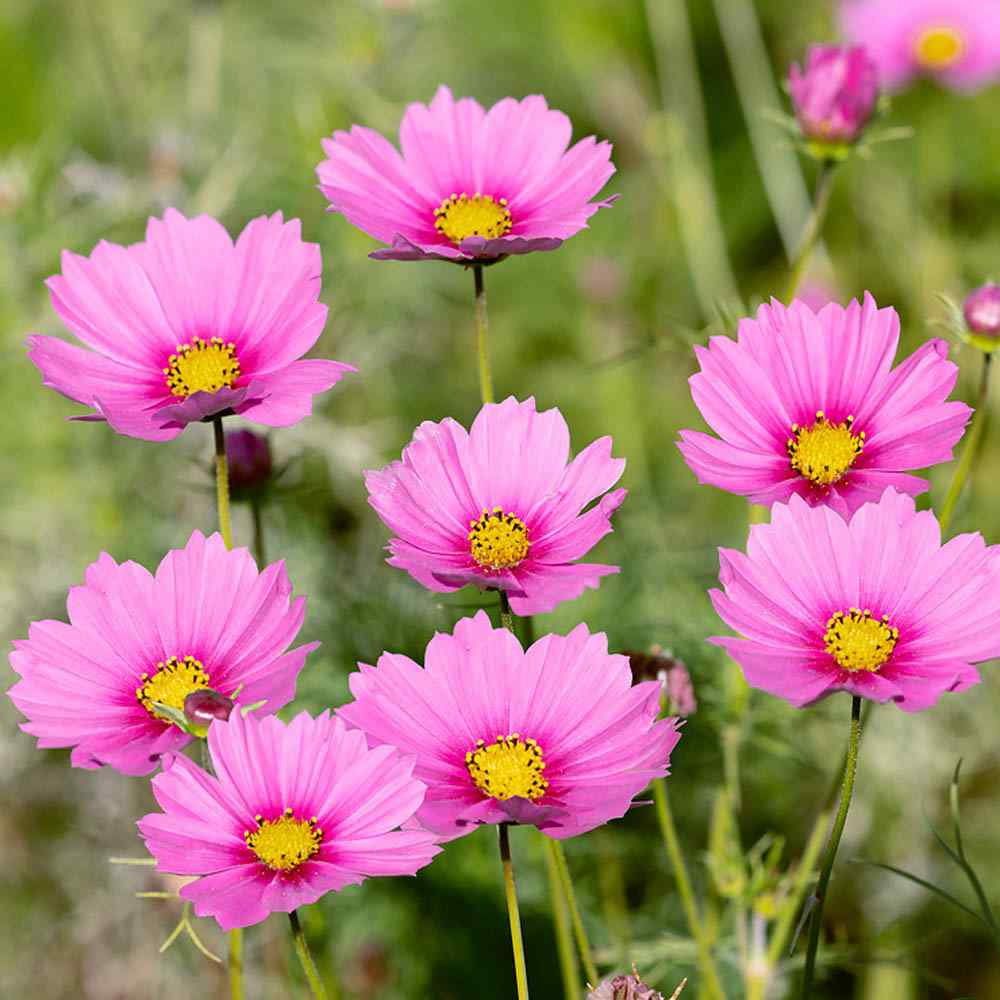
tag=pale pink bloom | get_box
[8,531,317,776]
[711,489,1000,711]
[677,295,970,517]
[317,85,616,263]
[365,396,627,615]
[964,283,1000,337]
[338,611,680,841]
[29,209,355,441]
[788,45,879,144]
[138,710,440,930]
[841,0,1000,92]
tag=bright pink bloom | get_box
[711,489,1000,711]
[365,396,627,615]
[138,710,439,930]
[677,295,970,517]
[338,611,680,841]
[788,45,879,144]
[29,209,355,442]
[317,85,616,263]
[7,531,317,776]
[841,0,1000,93]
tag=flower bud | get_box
[963,284,1000,338]
[184,689,235,735]
[589,969,685,1000]
[225,429,273,496]
[788,45,879,147]
[626,646,697,717]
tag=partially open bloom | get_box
[677,295,970,516]
[338,611,680,840]
[29,209,355,441]
[8,531,317,775]
[317,85,616,263]
[627,647,697,717]
[365,396,626,615]
[841,0,1000,93]
[138,710,440,929]
[589,970,685,1000]
[711,489,1000,711]
[788,45,879,147]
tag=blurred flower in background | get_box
[626,646,697,717]
[225,428,274,500]
[963,282,1000,338]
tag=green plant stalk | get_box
[251,497,267,565]
[949,762,998,933]
[213,416,234,549]
[550,839,600,987]
[473,264,495,405]
[799,696,863,998]
[500,824,531,1000]
[784,162,837,303]
[289,910,330,1000]
[542,833,581,998]
[652,777,727,1000]
[939,354,992,535]
[596,828,632,971]
[228,927,244,1000]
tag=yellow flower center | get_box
[468,507,530,571]
[244,808,323,871]
[164,336,241,397]
[824,608,899,673]
[914,25,966,70]
[466,733,549,801]
[136,655,211,722]
[787,411,865,487]
[434,193,512,245]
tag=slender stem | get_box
[549,840,599,987]
[499,824,531,1000]
[799,696,863,998]
[212,417,233,549]
[939,354,992,535]
[784,161,837,303]
[289,910,328,1000]
[498,589,515,634]
[595,828,631,971]
[228,928,244,1000]
[542,833,580,998]
[473,264,495,405]
[652,777,727,1000]
[250,498,267,565]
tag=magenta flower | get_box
[338,611,680,841]
[677,295,971,516]
[711,489,1000,711]
[365,396,627,615]
[7,531,317,776]
[138,710,440,930]
[29,209,355,442]
[788,45,879,145]
[316,85,616,263]
[964,283,1000,337]
[841,0,1000,92]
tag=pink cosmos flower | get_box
[841,0,1000,93]
[711,489,1000,711]
[7,531,317,776]
[337,611,680,840]
[788,45,879,145]
[138,710,440,930]
[29,209,355,442]
[316,85,616,263]
[365,396,627,615]
[677,295,971,517]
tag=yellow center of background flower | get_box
[164,336,241,397]
[914,25,965,70]
[824,609,899,672]
[787,412,864,486]
[466,734,549,801]
[434,193,512,245]
[136,655,211,721]
[244,808,323,871]
[468,507,530,570]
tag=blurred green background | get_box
[3,1,1000,997]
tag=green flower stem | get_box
[549,839,599,987]
[473,264,495,405]
[541,832,580,998]
[251,497,266,565]
[289,910,330,1000]
[228,927,244,1000]
[799,696,863,998]
[784,161,837,303]
[212,416,233,549]
[499,824,531,1000]
[498,589,515,634]
[939,353,992,535]
[652,777,727,1000]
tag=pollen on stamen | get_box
[165,336,241,398]
[244,809,324,872]
[824,607,899,673]
[466,733,549,801]
[136,655,212,722]
[468,506,530,571]
[787,411,865,487]
[434,192,513,246]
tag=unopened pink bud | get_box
[184,689,234,728]
[788,45,879,145]
[964,284,1000,337]
[225,429,273,494]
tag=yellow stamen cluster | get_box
[434,193,512,245]
[466,734,549,801]
[824,608,899,673]
[164,336,241,397]
[787,411,864,487]
[914,25,965,70]
[468,507,530,571]
[244,807,323,871]
[136,655,211,721]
